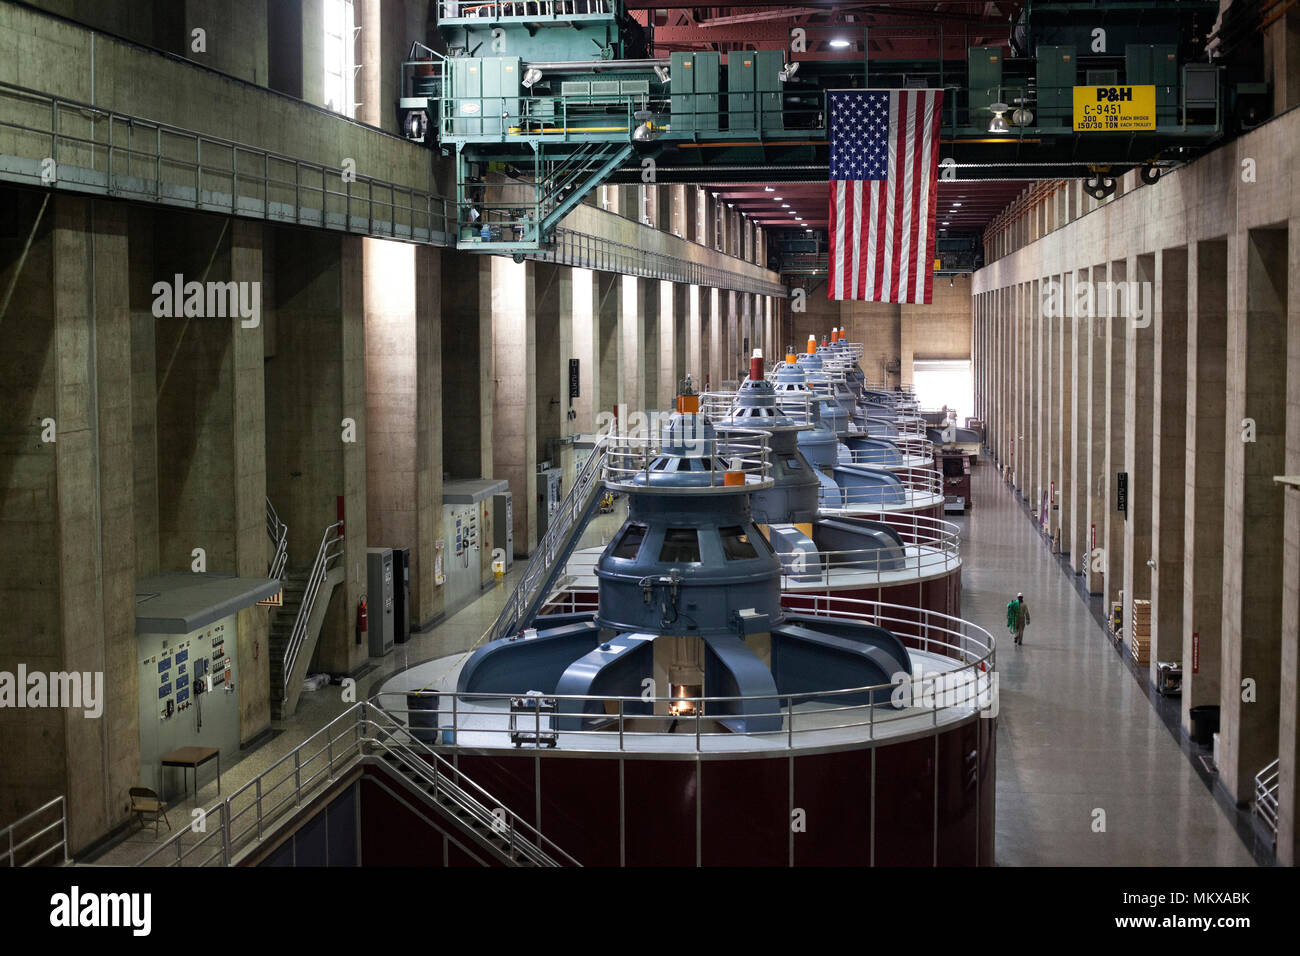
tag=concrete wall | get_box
[974,107,1300,864]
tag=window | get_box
[719,526,758,561]
[912,359,974,423]
[785,457,802,470]
[610,523,648,560]
[324,0,357,118]
[659,528,701,563]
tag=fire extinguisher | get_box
[356,597,368,645]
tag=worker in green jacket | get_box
[1007,593,1031,646]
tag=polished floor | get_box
[963,463,1255,866]
[91,463,1257,866]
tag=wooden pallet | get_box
[1130,600,1151,664]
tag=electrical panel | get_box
[137,615,240,800]
[670,51,720,132]
[366,548,395,658]
[1035,45,1076,127]
[441,502,482,612]
[537,467,564,541]
[728,50,783,132]
[450,56,521,136]
[1126,44,1178,124]
[967,46,1003,117]
[493,491,514,570]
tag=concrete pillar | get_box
[0,194,142,850]
[708,288,722,389]
[570,267,598,433]
[620,275,646,417]
[687,284,702,387]
[535,262,565,479]
[1218,227,1288,804]
[1085,264,1108,594]
[658,282,683,408]
[1182,239,1229,734]
[1103,260,1127,610]
[1122,253,1155,656]
[597,272,621,420]
[1055,275,1073,555]
[1151,247,1188,671]
[642,279,660,413]
[1279,226,1300,866]
[440,255,492,479]
[1038,277,1053,527]
[229,220,270,739]
[265,230,368,677]
[1070,270,1088,571]
[491,258,538,556]
[364,239,445,626]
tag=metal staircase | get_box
[365,704,577,866]
[270,521,345,719]
[491,438,609,642]
[135,700,578,867]
[457,141,640,252]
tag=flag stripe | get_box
[827,88,944,304]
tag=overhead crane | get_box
[398,1,1266,258]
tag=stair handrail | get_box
[136,701,579,867]
[1254,757,1280,843]
[492,438,609,642]
[0,795,68,867]
[265,497,288,581]
[363,703,579,866]
[281,520,346,706]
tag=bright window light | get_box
[324,0,357,118]
[912,360,974,423]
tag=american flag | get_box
[827,89,944,304]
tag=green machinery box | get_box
[1125,44,1178,125]
[728,49,784,132]
[1035,45,1076,127]
[671,51,720,132]
[967,45,1003,119]
[450,56,522,136]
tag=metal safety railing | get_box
[0,795,68,867]
[492,438,610,643]
[0,80,454,244]
[533,226,786,296]
[135,702,577,867]
[830,465,946,510]
[401,594,995,753]
[0,79,784,298]
[440,0,613,20]
[602,427,772,490]
[1254,758,1280,845]
[774,512,961,585]
[280,521,345,706]
[844,435,934,468]
[265,497,288,581]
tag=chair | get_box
[129,787,172,834]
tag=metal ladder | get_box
[491,438,609,642]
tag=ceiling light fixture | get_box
[988,102,1011,134]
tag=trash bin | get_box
[407,689,440,746]
[1189,704,1220,746]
